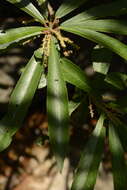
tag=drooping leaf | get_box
[0,26,45,50]
[109,123,127,190]
[6,0,45,23]
[68,19,127,36]
[55,0,88,18]
[47,37,69,171]
[0,50,43,152]
[61,57,92,93]
[71,114,105,190]
[60,27,127,60]
[92,46,112,75]
[61,1,127,27]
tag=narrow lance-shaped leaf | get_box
[61,1,127,27]
[69,19,127,36]
[60,27,127,60]
[55,0,89,18]
[61,57,103,104]
[6,0,44,24]
[109,123,127,190]
[0,26,45,50]
[47,37,69,171]
[36,0,48,18]
[61,57,92,93]
[71,114,105,190]
[0,49,43,152]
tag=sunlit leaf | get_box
[60,27,127,60]
[61,1,127,27]
[69,19,127,35]
[35,0,48,18]
[6,0,45,23]
[55,0,88,18]
[0,50,43,152]
[47,37,69,171]
[109,123,127,190]
[0,26,45,50]
[71,114,105,190]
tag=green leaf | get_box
[114,121,127,153]
[109,123,127,190]
[6,0,45,23]
[105,72,127,90]
[0,26,45,50]
[60,27,127,60]
[92,46,112,75]
[61,57,92,93]
[71,114,105,190]
[47,37,69,171]
[38,72,47,89]
[69,19,127,36]
[61,57,103,105]
[34,48,47,89]
[61,1,127,27]
[0,50,43,152]
[69,100,81,116]
[55,0,88,18]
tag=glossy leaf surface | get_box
[55,0,88,18]
[61,1,127,27]
[6,0,44,23]
[70,19,127,35]
[47,38,69,170]
[0,26,45,50]
[0,51,43,151]
[60,27,127,60]
[71,114,105,190]
[109,123,127,190]
[61,57,92,93]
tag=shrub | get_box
[1,0,127,189]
